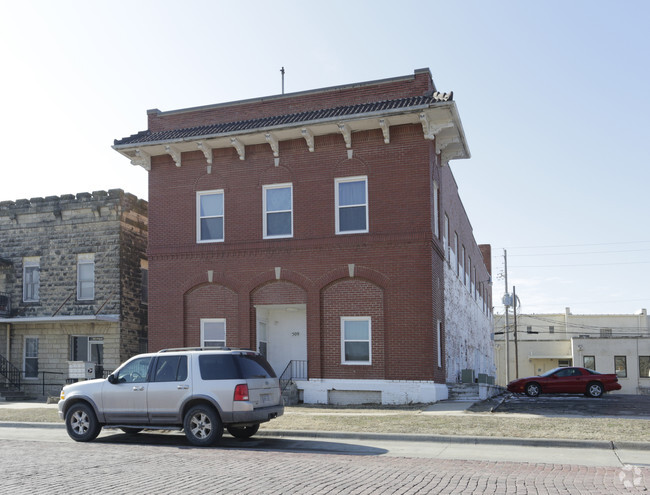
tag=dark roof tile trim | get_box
[114,93,452,147]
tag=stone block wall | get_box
[0,190,148,389]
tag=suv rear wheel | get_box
[183,405,223,446]
[227,424,260,439]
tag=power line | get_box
[509,248,650,257]
[497,240,650,250]
[511,261,650,268]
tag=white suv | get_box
[58,348,284,446]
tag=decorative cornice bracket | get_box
[230,137,245,161]
[197,141,213,164]
[338,123,352,149]
[301,128,315,152]
[131,149,151,171]
[419,113,453,140]
[435,136,461,155]
[165,145,182,167]
[265,133,280,157]
[378,118,390,144]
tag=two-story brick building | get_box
[0,190,148,397]
[113,69,493,404]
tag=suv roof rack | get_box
[157,346,251,353]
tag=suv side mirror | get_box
[107,374,117,384]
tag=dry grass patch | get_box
[260,405,650,443]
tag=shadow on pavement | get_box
[94,430,388,456]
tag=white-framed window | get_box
[461,246,466,284]
[263,183,293,239]
[140,259,148,304]
[23,257,40,302]
[335,176,368,234]
[24,336,39,379]
[341,316,371,365]
[197,190,224,243]
[436,320,442,368]
[453,233,459,275]
[443,214,449,259]
[201,319,226,348]
[433,181,439,238]
[466,257,471,289]
[77,254,95,301]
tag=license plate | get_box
[261,394,271,404]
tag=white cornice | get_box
[115,103,470,169]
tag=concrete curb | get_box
[255,429,650,450]
[2,421,650,451]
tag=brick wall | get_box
[143,71,491,390]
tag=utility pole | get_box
[513,285,519,379]
[504,249,510,384]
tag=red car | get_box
[507,366,622,398]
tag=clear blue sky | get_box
[1,1,648,315]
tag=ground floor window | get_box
[201,319,226,347]
[639,356,650,378]
[24,337,39,379]
[341,317,371,365]
[615,355,627,378]
[583,355,595,370]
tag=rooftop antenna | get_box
[280,67,285,94]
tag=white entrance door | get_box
[256,305,307,377]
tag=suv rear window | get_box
[237,354,277,379]
[199,355,240,380]
[198,353,277,380]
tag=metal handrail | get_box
[279,360,308,393]
[0,353,21,390]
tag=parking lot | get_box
[493,393,650,418]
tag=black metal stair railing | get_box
[0,353,22,391]
[279,360,308,393]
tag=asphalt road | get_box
[492,393,650,418]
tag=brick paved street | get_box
[2,435,648,494]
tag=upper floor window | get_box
[140,259,148,304]
[263,183,293,239]
[23,257,40,302]
[201,319,226,347]
[197,190,224,243]
[433,181,439,238]
[335,176,368,234]
[443,214,449,259]
[77,254,94,301]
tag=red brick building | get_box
[114,69,493,404]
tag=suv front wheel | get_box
[183,405,223,446]
[65,403,101,442]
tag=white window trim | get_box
[341,316,372,365]
[436,320,442,368]
[24,336,39,380]
[196,190,225,243]
[263,183,293,239]
[77,255,95,301]
[23,258,40,303]
[335,176,369,235]
[201,318,226,347]
[433,181,439,238]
